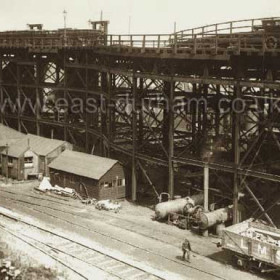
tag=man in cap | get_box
[182,238,192,262]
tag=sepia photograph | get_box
[0,0,280,279]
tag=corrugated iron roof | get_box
[0,124,25,147]
[48,150,119,180]
[2,134,68,158]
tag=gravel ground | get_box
[0,182,275,280]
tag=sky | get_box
[0,0,279,34]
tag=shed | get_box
[48,150,126,200]
[1,134,72,180]
[0,124,26,172]
[0,124,25,150]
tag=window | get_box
[8,157,13,167]
[102,181,113,188]
[117,179,122,186]
[24,156,34,168]
[24,157,33,164]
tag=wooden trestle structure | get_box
[1,17,280,225]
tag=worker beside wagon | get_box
[182,238,192,262]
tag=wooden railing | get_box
[0,17,279,55]
[175,17,280,39]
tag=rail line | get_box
[0,211,164,280]
[0,189,201,249]
[0,190,229,280]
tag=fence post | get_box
[215,35,218,54]
[157,35,160,52]
[237,34,241,54]
[174,33,178,54]
[142,35,146,53]
[193,35,197,54]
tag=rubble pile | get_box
[241,228,280,247]
[95,200,121,213]
[35,177,122,212]
[35,177,75,197]
[0,259,21,280]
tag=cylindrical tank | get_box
[155,193,204,220]
[199,205,233,230]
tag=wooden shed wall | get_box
[50,169,100,198]
[99,163,126,199]
[49,162,126,200]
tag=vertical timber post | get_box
[63,51,67,141]
[101,72,108,157]
[107,72,112,157]
[192,83,197,154]
[233,84,241,224]
[168,80,175,199]
[85,52,89,153]
[0,56,3,124]
[35,59,40,136]
[132,74,137,201]
[202,164,209,236]
[204,165,209,212]
[16,61,21,132]
[138,78,144,146]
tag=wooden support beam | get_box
[243,182,276,228]
[137,160,159,198]
[16,62,21,132]
[35,59,41,136]
[85,52,89,152]
[168,80,175,199]
[233,84,241,224]
[132,75,138,201]
[101,71,108,157]
[0,56,3,124]
[107,71,112,157]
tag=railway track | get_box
[0,189,187,246]
[0,211,164,280]
[0,189,230,280]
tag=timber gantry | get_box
[1,17,280,224]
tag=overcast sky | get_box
[0,0,279,34]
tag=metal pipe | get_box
[204,165,209,212]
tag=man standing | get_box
[182,238,192,262]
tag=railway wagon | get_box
[222,219,280,274]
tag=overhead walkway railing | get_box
[0,17,279,55]
[175,17,280,39]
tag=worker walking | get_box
[182,238,192,262]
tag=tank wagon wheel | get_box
[234,255,252,271]
[265,36,278,49]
